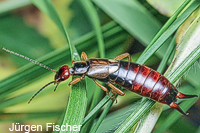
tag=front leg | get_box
[69,75,85,85]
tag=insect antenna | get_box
[2,47,57,73]
[28,81,55,103]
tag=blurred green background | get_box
[0,0,200,133]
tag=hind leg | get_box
[93,79,113,101]
[107,82,125,96]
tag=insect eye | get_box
[61,77,65,81]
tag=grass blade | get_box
[89,101,114,133]
[82,95,111,126]
[141,0,192,56]
[79,0,105,58]
[29,1,86,132]
[115,99,155,133]
[137,0,200,64]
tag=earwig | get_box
[3,48,198,115]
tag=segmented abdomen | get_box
[108,61,178,104]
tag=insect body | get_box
[3,48,198,115]
[69,55,197,115]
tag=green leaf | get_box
[137,0,200,64]
[93,0,161,46]
[79,0,105,58]
[29,1,87,133]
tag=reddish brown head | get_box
[28,65,71,104]
[55,65,70,83]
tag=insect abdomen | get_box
[109,61,176,102]
[106,61,197,115]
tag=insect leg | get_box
[81,52,88,61]
[71,60,75,64]
[69,75,85,85]
[107,82,125,96]
[113,53,131,62]
[110,89,117,103]
[93,79,113,101]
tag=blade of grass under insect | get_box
[89,100,114,133]
[82,90,114,126]
[60,58,86,132]
[0,0,31,15]
[81,86,103,133]
[140,0,192,56]
[59,79,86,133]
[93,100,142,132]
[137,0,200,64]
[115,99,156,133]
[30,1,86,132]
[115,44,200,133]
